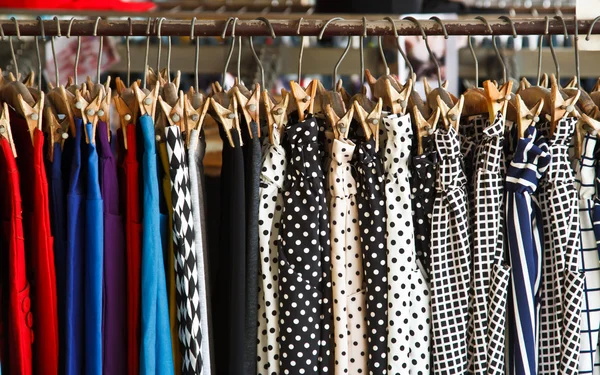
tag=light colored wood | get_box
[326,103,354,140]
[353,97,382,144]
[515,94,544,138]
[263,89,289,145]
[132,82,159,118]
[385,78,412,115]
[483,80,513,120]
[0,102,16,157]
[159,90,186,133]
[233,83,261,138]
[98,87,112,142]
[336,79,351,109]
[44,105,69,162]
[290,79,317,121]
[81,91,103,144]
[437,94,464,131]
[550,74,580,135]
[17,90,44,145]
[413,106,440,155]
[210,95,239,148]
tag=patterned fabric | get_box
[538,117,584,375]
[576,135,600,375]
[256,130,286,375]
[383,114,430,375]
[430,125,471,374]
[354,137,388,374]
[279,118,333,374]
[165,125,202,374]
[411,135,437,279]
[467,112,510,374]
[328,138,367,374]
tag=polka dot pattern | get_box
[382,114,431,375]
[257,131,287,375]
[278,118,333,374]
[328,138,368,374]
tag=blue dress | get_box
[139,114,175,375]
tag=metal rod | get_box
[1,18,599,37]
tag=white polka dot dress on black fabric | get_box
[328,138,368,374]
[355,137,388,375]
[279,118,333,374]
[430,125,471,375]
[165,125,203,374]
[382,114,430,375]
[466,112,510,375]
[257,130,287,375]
[537,117,584,375]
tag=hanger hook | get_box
[574,16,580,87]
[475,16,507,84]
[499,15,517,82]
[35,16,45,89]
[403,16,442,87]
[126,18,132,87]
[142,17,152,89]
[318,17,345,86]
[383,16,413,80]
[93,17,103,84]
[468,17,488,88]
[429,16,449,39]
[359,17,368,85]
[333,35,352,89]
[249,17,275,90]
[536,16,549,86]
[255,17,276,38]
[156,17,166,74]
[586,15,600,41]
[67,17,81,86]
[296,17,304,83]
[9,17,20,79]
[222,17,238,88]
[377,36,389,76]
[191,17,199,91]
[318,17,344,40]
[549,15,565,83]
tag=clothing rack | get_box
[0,17,598,37]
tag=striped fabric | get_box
[576,134,600,375]
[505,126,551,375]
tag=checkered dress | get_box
[538,117,584,375]
[576,134,600,375]
[467,112,510,375]
[505,125,551,375]
[165,125,202,374]
[430,125,471,374]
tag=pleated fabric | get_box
[467,112,510,374]
[382,114,430,375]
[97,123,127,375]
[65,119,85,375]
[256,130,287,375]
[575,134,600,375]
[354,137,388,374]
[279,118,333,374]
[188,128,212,375]
[328,138,367,374]
[11,114,59,375]
[165,125,203,374]
[538,117,584,375]
[430,125,471,374]
[139,114,175,375]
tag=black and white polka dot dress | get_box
[257,130,287,375]
[279,118,333,374]
[382,114,431,375]
[328,138,368,374]
[355,137,388,375]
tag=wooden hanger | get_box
[17,90,45,145]
[184,93,210,140]
[326,102,354,140]
[263,89,290,145]
[210,94,240,148]
[483,80,513,120]
[413,106,441,155]
[113,78,140,150]
[550,74,580,135]
[97,86,111,142]
[232,83,261,138]
[289,80,318,122]
[353,97,382,142]
[437,94,464,131]
[132,81,160,119]
[515,93,544,138]
[0,102,16,157]
[44,105,69,162]
[47,84,76,136]
[159,90,186,143]
[80,89,102,145]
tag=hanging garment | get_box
[10,113,58,375]
[328,138,367,374]
[85,122,104,375]
[243,121,260,375]
[279,117,333,374]
[165,125,203,374]
[117,123,142,375]
[430,125,471,375]
[97,122,127,374]
[467,112,510,374]
[354,137,388,374]
[139,114,175,375]
[0,127,33,375]
[382,113,430,374]
[46,140,67,375]
[158,140,182,375]
[188,128,212,375]
[65,119,86,375]
[505,125,549,375]
[214,124,246,374]
[538,117,584,375]
[410,135,437,279]
[575,134,600,375]
[256,129,286,375]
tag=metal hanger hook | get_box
[429,16,449,39]
[296,17,304,83]
[536,16,549,86]
[126,17,132,87]
[9,17,20,79]
[574,16,580,87]
[93,17,103,84]
[586,15,600,41]
[475,16,507,84]
[142,17,152,89]
[249,17,275,89]
[549,15,566,83]
[403,16,442,87]
[49,17,61,85]
[499,15,517,82]
[222,17,238,88]
[318,17,346,87]
[35,16,45,89]
[318,17,344,40]
[383,16,413,80]
[67,17,82,86]
[255,17,276,38]
[360,17,367,85]
[156,17,166,74]
[191,17,199,91]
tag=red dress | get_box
[10,114,59,375]
[0,137,33,375]
[118,124,142,375]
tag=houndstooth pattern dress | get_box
[165,125,202,374]
[430,125,471,375]
[537,117,584,375]
[382,114,430,375]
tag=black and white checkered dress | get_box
[537,117,584,375]
[430,125,471,374]
[165,125,203,374]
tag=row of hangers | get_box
[1,15,600,163]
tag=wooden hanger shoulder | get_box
[82,89,103,144]
[263,89,289,145]
[17,90,44,145]
[326,103,354,140]
[233,83,261,137]
[159,90,186,131]
[184,94,210,140]
[210,95,240,148]
[437,94,464,131]
[484,79,513,119]
[413,106,440,155]
[515,93,543,138]
[132,82,159,118]
[0,102,16,157]
[290,79,317,121]
[385,78,412,115]
[550,74,580,131]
